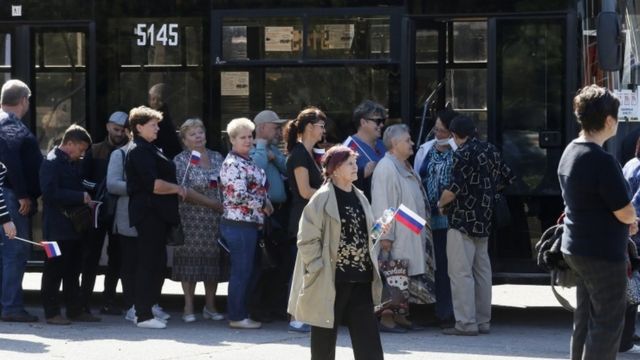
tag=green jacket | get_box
[287,181,383,328]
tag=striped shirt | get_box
[0,162,11,224]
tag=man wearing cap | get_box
[437,115,514,336]
[80,111,129,316]
[249,110,290,322]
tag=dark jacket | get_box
[40,147,87,241]
[0,162,11,224]
[81,139,119,195]
[0,110,43,200]
[126,136,179,226]
[153,105,182,160]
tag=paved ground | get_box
[0,275,636,359]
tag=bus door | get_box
[0,22,93,263]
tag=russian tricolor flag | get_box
[190,150,201,165]
[343,136,359,151]
[209,176,218,189]
[394,204,427,234]
[313,147,325,165]
[42,241,62,258]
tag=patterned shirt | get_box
[334,185,373,283]
[0,162,10,224]
[420,146,453,230]
[220,152,268,225]
[448,138,514,237]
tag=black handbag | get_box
[493,193,511,228]
[258,237,277,270]
[166,223,185,246]
[62,205,93,234]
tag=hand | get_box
[267,150,275,162]
[263,199,274,216]
[2,221,16,239]
[364,161,377,178]
[380,239,392,252]
[83,192,92,204]
[177,186,188,201]
[17,198,32,216]
[630,221,639,236]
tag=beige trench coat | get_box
[371,153,435,276]
[287,182,383,329]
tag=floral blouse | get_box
[220,151,268,224]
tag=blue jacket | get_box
[0,110,43,200]
[40,147,87,241]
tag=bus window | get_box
[0,34,10,84]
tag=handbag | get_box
[493,193,511,228]
[62,205,93,234]
[627,271,640,305]
[258,237,277,270]
[377,256,410,315]
[166,223,185,246]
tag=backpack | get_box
[94,149,125,228]
[534,215,576,311]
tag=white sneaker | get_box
[125,306,136,322]
[624,344,640,354]
[202,307,225,321]
[152,304,171,321]
[182,314,197,323]
[136,318,167,329]
[229,318,262,329]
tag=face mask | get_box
[436,138,451,146]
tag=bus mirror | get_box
[597,11,623,71]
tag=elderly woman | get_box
[284,106,326,332]
[371,124,436,332]
[220,117,272,329]
[288,145,383,360]
[173,119,226,323]
[125,106,187,329]
[413,109,458,328]
[558,85,636,359]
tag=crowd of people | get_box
[2,76,639,358]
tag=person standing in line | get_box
[40,125,101,325]
[284,107,326,332]
[288,145,384,360]
[126,106,185,329]
[348,100,387,200]
[148,83,182,159]
[558,85,637,359]
[0,162,17,240]
[249,110,290,322]
[220,117,272,329]
[438,115,514,336]
[0,79,41,323]
[80,111,129,316]
[173,118,226,323]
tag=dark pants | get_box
[620,305,638,352]
[118,235,137,309]
[41,240,84,319]
[564,254,627,360]
[80,226,121,310]
[134,216,168,322]
[310,282,384,360]
[433,228,453,321]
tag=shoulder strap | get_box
[551,270,575,312]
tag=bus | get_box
[0,0,631,283]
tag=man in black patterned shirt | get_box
[437,115,514,336]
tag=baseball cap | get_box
[108,111,128,127]
[253,110,286,125]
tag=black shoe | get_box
[100,305,123,316]
[633,333,640,342]
[1,310,38,322]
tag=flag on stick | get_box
[189,150,201,165]
[342,136,372,161]
[42,241,62,258]
[312,147,325,165]
[394,204,427,234]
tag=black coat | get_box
[125,136,180,227]
[153,105,182,160]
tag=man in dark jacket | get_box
[80,111,128,315]
[40,124,101,325]
[0,79,41,322]
[148,83,182,159]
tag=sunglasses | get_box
[365,117,385,126]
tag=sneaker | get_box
[125,306,136,322]
[288,320,311,333]
[46,315,71,325]
[202,307,224,321]
[68,313,102,322]
[136,318,167,329]
[152,304,170,321]
[1,310,38,323]
[182,313,197,323]
[442,327,479,336]
[229,318,262,329]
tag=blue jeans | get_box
[220,222,259,321]
[433,228,453,321]
[564,254,627,360]
[0,188,32,316]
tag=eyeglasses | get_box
[365,118,385,126]
[314,123,326,129]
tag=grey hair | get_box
[226,117,255,139]
[352,100,386,130]
[179,118,205,140]
[382,124,410,150]
[1,80,31,106]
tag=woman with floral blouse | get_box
[220,117,273,329]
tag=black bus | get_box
[0,0,630,283]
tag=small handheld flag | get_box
[209,176,218,189]
[312,147,325,165]
[42,241,62,258]
[189,150,201,165]
[394,204,427,234]
[342,136,372,161]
